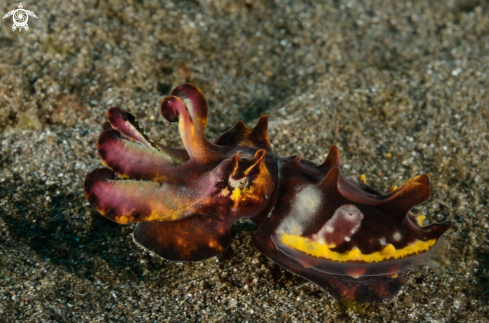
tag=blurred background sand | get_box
[0,0,488,321]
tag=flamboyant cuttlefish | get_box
[84,84,452,304]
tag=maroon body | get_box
[84,84,452,304]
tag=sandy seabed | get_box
[0,0,488,322]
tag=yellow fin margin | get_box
[280,233,436,263]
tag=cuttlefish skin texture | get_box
[84,83,452,304]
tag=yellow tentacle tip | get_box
[358,174,367,183]
[387,185,398,193]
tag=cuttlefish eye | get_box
[213,149,275,214]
